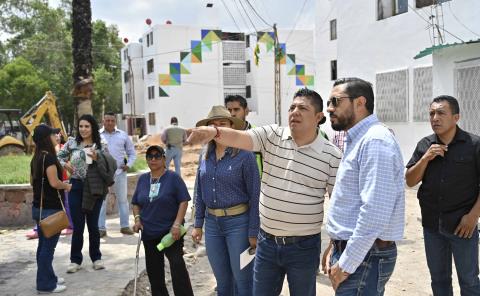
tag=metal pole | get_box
[273,24,281,125]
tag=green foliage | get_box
[0,0,123,132]
[0,57,50,111]
[127,157,148,173]
[0,155,31,184]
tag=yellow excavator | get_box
[0,91,67,156]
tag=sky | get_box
[48,0,316,42]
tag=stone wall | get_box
[0,173,142,227]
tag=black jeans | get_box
[143,235,194,296]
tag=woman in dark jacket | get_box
[57,114,109,273]
[31,124,72,293]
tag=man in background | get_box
[99,112,136,237]
[161,116,187,176]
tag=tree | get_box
[0,57,49,112]
[71,0,93,119]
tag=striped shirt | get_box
[248,125,342,236]
[326,114,405,274]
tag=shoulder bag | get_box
[38,154,70,238]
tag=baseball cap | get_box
[32,124,61,144]
[146,145,165,156]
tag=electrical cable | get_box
[244,0,273,28]
[447,2,480,38]
[238,0,260,33]
[220,0,242,32]
[285,0,310,43]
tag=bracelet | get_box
[214,126,220,138]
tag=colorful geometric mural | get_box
[257,31,314,87]
[158,29,222,97]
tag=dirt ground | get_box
[125,144,461,296]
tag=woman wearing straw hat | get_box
[192,106,260,296]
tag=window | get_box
[246,60,251,73]
[125,93,130,104]
[416,0,450,8]
[147,59,154,74]
[377,0,408,20]
[330,19,337,40]
[330,60,337,81]
[123,71,129,83]
[246,85,251,98]
[147,86,155,99]
[148,112,156,125]
[123,49,128,61]
[146,31,154,47]
[246,35,250,48]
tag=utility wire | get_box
[232,0,253,33]
[238,0,259,33]
[447,2,480,38]
[408,3,464,43]
[220,0,242,32]
[285,0,310,43]
[244,0,273,28]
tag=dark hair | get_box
[293,88,323,113]
[76,114,102,149]
[170,116,178,124]
[431,95,460,115]
[224,95,248,109]
[30,134,62,184]
[104,111,115,117]
[333,77,374,114]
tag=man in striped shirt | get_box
[188,88,342,296]
[323,78,405,295]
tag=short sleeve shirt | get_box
[131,171,191,241]
[32,153,64,209]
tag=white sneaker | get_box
[66,263,81,273]
[57,277,65,284]
[37,284,66,294]
[92,260,105,270]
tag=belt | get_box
[332,239,394,254]
[260,229,319,245]
[207,203,248,217]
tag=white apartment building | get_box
[315,0,480,161]
[121,23,315,134]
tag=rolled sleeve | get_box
[125,136,137,168]
[339,139,401,273]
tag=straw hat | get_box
[195,105,245,130]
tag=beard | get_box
[330,112,354,131]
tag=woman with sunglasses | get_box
[132,145,193,296]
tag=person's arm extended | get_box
[46,165,71,191]
[187,126,254,151]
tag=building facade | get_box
[315,0,480,161]
[121,23,315,134]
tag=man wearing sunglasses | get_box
[322,77,405,296]
[187,88,342,296]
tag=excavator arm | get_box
[19,91,68,148]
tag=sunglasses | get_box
[327,96,355,108]
[146,154,164,160]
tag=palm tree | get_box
[71,0,93,118]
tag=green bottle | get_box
[156,225,187,251]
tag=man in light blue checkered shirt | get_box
[323,78,405,296]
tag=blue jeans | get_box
[423,227,480,296]
[69,178,103,265]
[32,207,61,292]
[98,171,130,230]
[165,146,182,176]
[330,242,397,296]
[205,212,253,296]
[253,230,321,296]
